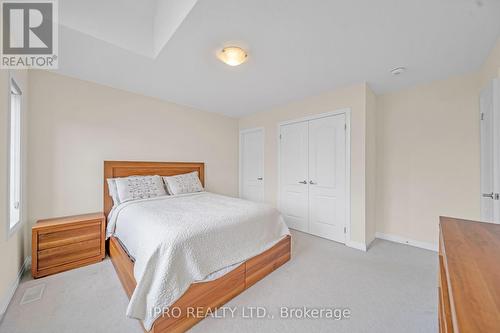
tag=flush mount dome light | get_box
[217,46,248,66]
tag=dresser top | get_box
[440,216,500,332]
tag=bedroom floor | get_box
[0,230,438,333]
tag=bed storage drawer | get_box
[152,263,246,332]
[32,213,105,278]
[245,235,291,288]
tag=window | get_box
[8,78,22,232]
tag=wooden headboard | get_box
[103,161,205,217]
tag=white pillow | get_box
[115,175,167,203]
[163,171,203,195]
[107,178,121,206]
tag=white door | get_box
[279,113,348,242]
[308,115,346,242]
[480,79,500,223]
[240,128,264,202]
[279,121,309,232]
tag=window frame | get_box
[6,76,23,238]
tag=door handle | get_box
[298,180,307,184]
[482,192,499,199]
[257,177,263,180]
[309,180,317,185]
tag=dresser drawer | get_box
[37,238,101,270]
[38,222,101,250]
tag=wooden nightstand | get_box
[31,212,106,278]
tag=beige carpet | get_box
[0,230,437,333]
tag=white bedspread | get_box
[106,192,290,330]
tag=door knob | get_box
[298,180,307,184]
[309,180,317,185]
[257,177,263,180]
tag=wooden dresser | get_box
[32,212,106,278]
[439,217,500,332]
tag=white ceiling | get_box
[56,0,500,117]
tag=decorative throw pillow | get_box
[163,171,203,195]
[107,178,121,206]
[115,175,167,203]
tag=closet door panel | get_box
[240,129,264,202]
[308,114,346,243]
[279,121,309,232]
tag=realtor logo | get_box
[1,0,58,68]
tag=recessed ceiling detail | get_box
[59,0,199,58]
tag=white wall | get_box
[239,83,373,246]
[27,70,239,223]
[375,38,500,247]
[376,73,481,245]
[0,70,29,314]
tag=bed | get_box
[104,161,291,333]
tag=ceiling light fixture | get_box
[217,46,248,66]
[391,67,406,75]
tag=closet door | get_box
[308,114,346,243]
[279,121,309,232]
[240,128,264,202]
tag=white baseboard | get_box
[0,256,31,321]
[346,240,367,252]
[375,232,438,252]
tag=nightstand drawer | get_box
[38,223,101,250]
[32,212,105,278]
[37,238,101,270]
